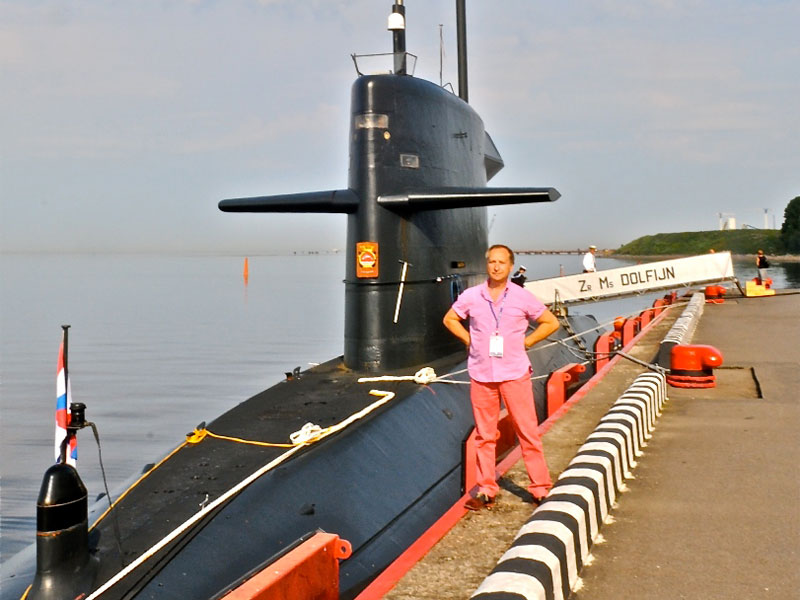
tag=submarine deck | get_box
[385,291,800,599]
[88,351,468,591]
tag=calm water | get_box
[1,252,797,561]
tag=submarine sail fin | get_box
[377,186,559,210]
[219,189,360,214]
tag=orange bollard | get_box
[704,285,726,304]
[666,344,724,388]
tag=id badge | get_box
[489,334,504,358]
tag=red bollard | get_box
[704,285,726,304]
[666,344,724,388]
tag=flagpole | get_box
[58,324,73,465]
[62,324,70,388]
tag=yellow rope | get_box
[186,427,294,448]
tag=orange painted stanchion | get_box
[223,532,351,600]
[640,308,654,328]
[652,298,667,316]
[593,332,615,373]
[546,363,587,416]
[622,317,638,347]
[666,344,724,388]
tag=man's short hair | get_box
[486,244,514,264]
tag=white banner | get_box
[524,252,734,305]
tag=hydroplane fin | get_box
[377,187,559,210]
[219,189,360,214]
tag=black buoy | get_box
[28,458,98,599]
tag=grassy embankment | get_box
[614,229,788,258]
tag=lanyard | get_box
[487,288,508,333]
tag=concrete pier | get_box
[384,292,800,599]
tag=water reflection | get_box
[777,261,800,288]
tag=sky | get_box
[1,0,798,254]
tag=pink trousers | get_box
[470,374,553,498]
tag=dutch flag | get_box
[55,326,77,466]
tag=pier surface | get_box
[386,292,800,599]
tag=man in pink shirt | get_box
[443,244,560,510]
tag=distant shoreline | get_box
[611,253,800,263]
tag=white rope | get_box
[357,366,439,385]
[289,422,323,445]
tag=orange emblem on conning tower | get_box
[356,242,379,278]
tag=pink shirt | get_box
[451,280,547,383]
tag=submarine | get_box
[1,2,602,599]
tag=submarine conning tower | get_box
[219,1,559,371]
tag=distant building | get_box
[719,214,737,230]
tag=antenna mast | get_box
[456,0,468,102]
[439,24,444,86]
[388,1,407,75]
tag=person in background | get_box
[511,265,527,286]
[582,245,597,273]
[443,244,559,510]
[756,249,770,284]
